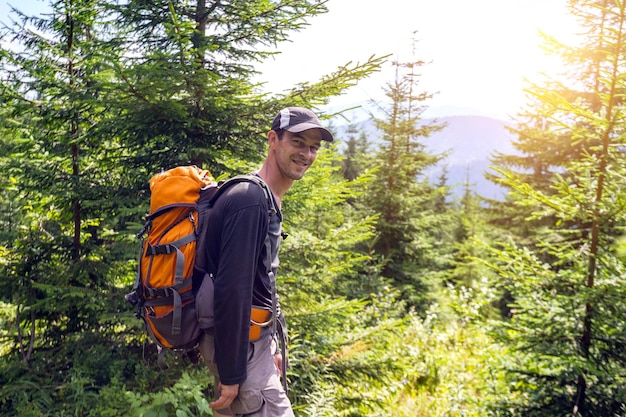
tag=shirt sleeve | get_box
[212,183,268,385]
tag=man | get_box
[195,107,334,416]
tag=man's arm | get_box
[212,184,268,385]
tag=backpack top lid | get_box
[148,166,215,217]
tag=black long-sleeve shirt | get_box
[194,179,281,385]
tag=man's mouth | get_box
[293,159,308,168]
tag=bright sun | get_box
[416,0,580,118]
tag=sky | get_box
[1,0,579,121]
[255,0,578,121]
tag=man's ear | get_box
[268,130,279,148]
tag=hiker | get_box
[195,107,334,416]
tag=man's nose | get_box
[299,147,312,158]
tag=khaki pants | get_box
[198,330,294,417]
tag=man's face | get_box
[273,129,323,180]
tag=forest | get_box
[1,0,625,416]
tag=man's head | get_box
[270,107,334,142]
[265,107,333,183]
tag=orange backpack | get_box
[126,166,280,369]
[127,166,214,363]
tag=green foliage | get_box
[445,184,497,290]
[279,145,398,414]
[7,0,624,416]
[281,144,378,291]
[124,371,213,417]
[366,282,512,417]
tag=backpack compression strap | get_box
[144,231,196,336]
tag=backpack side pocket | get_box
[195,272,215,329]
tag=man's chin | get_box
[289,164,309,180]
[288,169,307,180]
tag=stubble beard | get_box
[287,167,306,181]
[284,157,310,181]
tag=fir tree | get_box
[487,1,626,414]
[361,50,448,311]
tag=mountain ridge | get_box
[335,114,516,200]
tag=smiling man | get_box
[196,107,333,417]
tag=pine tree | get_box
[0,0,118,347]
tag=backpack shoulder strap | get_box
[210,173,276,216]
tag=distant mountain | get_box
[335,115,516,200]
[423,115,515,200]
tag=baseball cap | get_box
[271,107,334,142]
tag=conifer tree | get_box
[341,123,372,181]
[361,53,447,311]
[447,179,489,287]
[0,0,117,349]
[487,1,626,414]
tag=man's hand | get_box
[273,352,283,375]
[210,383,240,410]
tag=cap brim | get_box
[286,123,334,142]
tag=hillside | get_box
[335,115,516,200]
